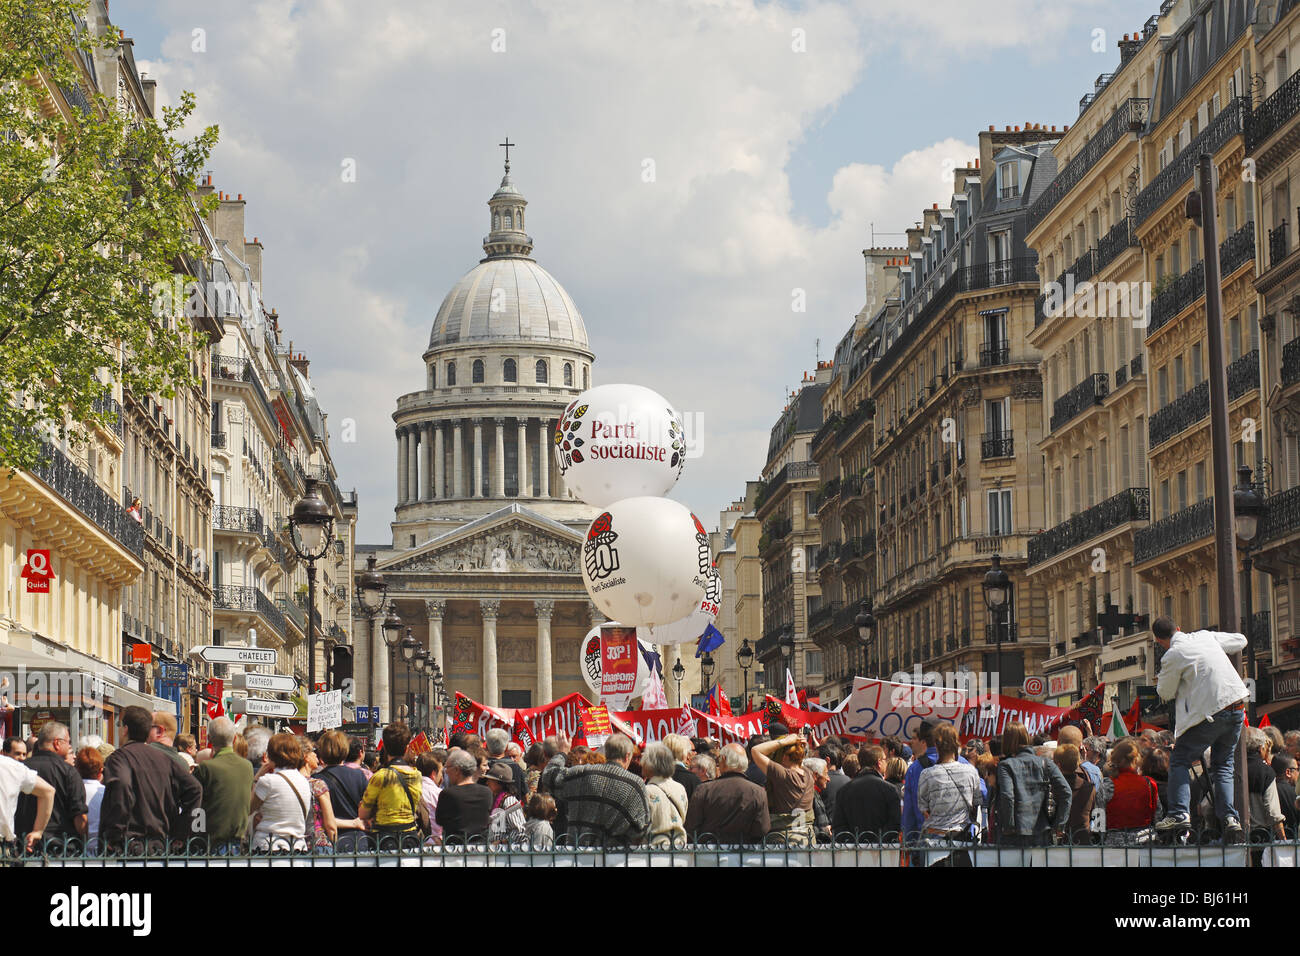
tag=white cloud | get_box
[127,0,1006,540]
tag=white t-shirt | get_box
[83,778,105,845]
[0,754,40,842]
[252,769,311,850]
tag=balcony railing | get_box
[1244,610,1271,657]
[985,622,1019,644]
[1149,350,1259,448]
[1095,216,1138,273]
[212,354,279,432]
[763,516,793,543]
[757,461,819,510]
[1284,336,1300,388]
[29,443,144,559]
[838,399,875,442]
[1269,221,1290,268]
[841,475,863,500]
[1050,373,1109,433]
[1115,364,1128,388]
[1247,64,1300,151]
[809,602,842,633]
[1134,497,1214,564]
[213,505,264,535]
[1260,484,1300,544]
[980,432,1014,460]
[1027,98,1150,233]
[810,413,841,455]
[1028,488,1149,567]
[1130,353,1144,378]
[276,592,308,634]
[213,585,286,637]
[1135,97,1247,226]
[979,339,1010,368]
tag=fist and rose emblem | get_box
[584,510,620,581]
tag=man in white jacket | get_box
[1151,615,1249,838]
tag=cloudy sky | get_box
[114,0,1144,543]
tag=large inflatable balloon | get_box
[554,384,686,508]
[639,565,721,646]
[579,622,652,707]
[581,497,710,626]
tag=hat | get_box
[482,761,515,787]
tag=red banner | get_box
[765,697,866,741]
[450,691,591,751]
[600,625,638,700]
[958,694,1072,740]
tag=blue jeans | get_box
[1168,705,1243,823]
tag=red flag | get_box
[1260,713,1272,728]
[796,687,808,710]
[707,682,732,718]
[407,732,431,756]
[205,679,224,720]
[1065,682,1106,731]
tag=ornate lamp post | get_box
[356,555,387,734]
[701,652,716,695]
[400,629,418,725]
[1235,465,1265,723]
[982,554,1011,696]
[737,638,754,712]
[855,600,877,680]
[779,624,795,693]
[672,657,685,707]
[381,608,403,723]
[289,478,336,696]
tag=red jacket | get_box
[1106,769,1158,829]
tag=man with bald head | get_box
[1058,725,1101,790]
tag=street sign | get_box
[190,645,277,666]
[231,672,297,694]
[228,696,298,718]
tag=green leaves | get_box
[0,0,219,472]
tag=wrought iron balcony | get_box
[1130,353,1144,378]
[213,504,264,535]
[1095,216,1138,272]
[1149,350,1258,448]
[809,602,842,633]
[980,432,1014,460]
[1220,221,1256,276]
[211,431,227,450]
[1028,488,1149,567]
[1027,98,1149,233]
[213,585,286,637]
[814,477,841,512]
[1244,610,1271,657]
[1115,364,1128,387]
[841,474,863,500]
[1134,496,1214,564]
[276,592,307,634]
[1247,64,1300,151]
[1260,484,1300,544]
[1148,263,1205,336]
[763,516,793,542]
[1283,335,1300,388]
[29,443,144,559]
[979,339,1011,367]
[810,413,841,455]
[986,622,1019,644]
[757,461,819,510]
[1051,373,1109,433]
[1136,97,1247,226]
[1269,221,1290,268]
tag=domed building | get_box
[358,154,603,716]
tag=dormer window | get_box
[998,161,1020,200]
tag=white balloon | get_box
[579,622,652,707]
[581,496,712,627]
[554,384,686,508]
[638,566,721,646]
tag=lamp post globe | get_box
[357,555,387,615]
[290,478,336,696]
[1233,465,1263,545]
[855,600,877,646]
[401,629,418,662]
[982,554,1010,611]
[779,627,794,660]
[701,652,715,683]
[737,639,754,671]
[413,648,428,673]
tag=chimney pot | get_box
[237,193,242,201]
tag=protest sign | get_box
[841,678,967,739]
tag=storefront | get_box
[1257,665,1300,731]
[1043,668,1078,709]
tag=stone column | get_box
[407,428,419,504]
[534,600,554,704]
[538,418,550,498]
[481,599,500,707]
[554,420,569,499]
[494,418,506,497]
[425,599,445,671]
[421,423,433,500]
[433,424,445,500]
[372,615,390,722]
[453,423,465,498]
[472,421,483,498]
[516,420,529,497]
[397,428,408,503]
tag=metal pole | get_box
[368,612,377,738]
[995,605,1004,697]
[1244,550,1256,726]
[307,563,317,696]
[1195,152,1249,839]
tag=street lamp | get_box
[381,608,403,723]
[400,629,419,725]
[289,478,336,697]
[1235,465,1265,722]
[355,555,388,736]
[779,625,795,692]
[737,639,754,713]
[855,600,877,682]
[983,554,1011,696]
[672,657,685,706]
[701,652,716,694]
[412,648,428,732]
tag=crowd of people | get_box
[3,699,1296,859]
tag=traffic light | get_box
[331,645,353,692]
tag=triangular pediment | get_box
[381,504,584,574]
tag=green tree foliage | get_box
[0,0,219,471]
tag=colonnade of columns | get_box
[396,416,569,503]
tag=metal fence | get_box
[6,834,1295,868]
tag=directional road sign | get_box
[231,673,297,694]
[190,645,277,666]
[228,696,298,718]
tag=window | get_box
[535,360,548,384]
[503,358,517,383]
[1191,343,1203,385]
[999,161,1020,199]
[1157,366,1169,407]
[428,365,436,390]
[563,363,573,387]
[1196,462,1206,501]
[446,361,456,386]
[988,489,1013,536]
[1229,315,1241,361]
[984,397,1010,436]
[1177,470,1188,511]
[1174,355,1185,397]
[472,359,485,383]
[805,650,823,675]
[1160,479,1170,518]
[504,211,512,229]
[1086,448,1096,508]
[1098,438,1109,499]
